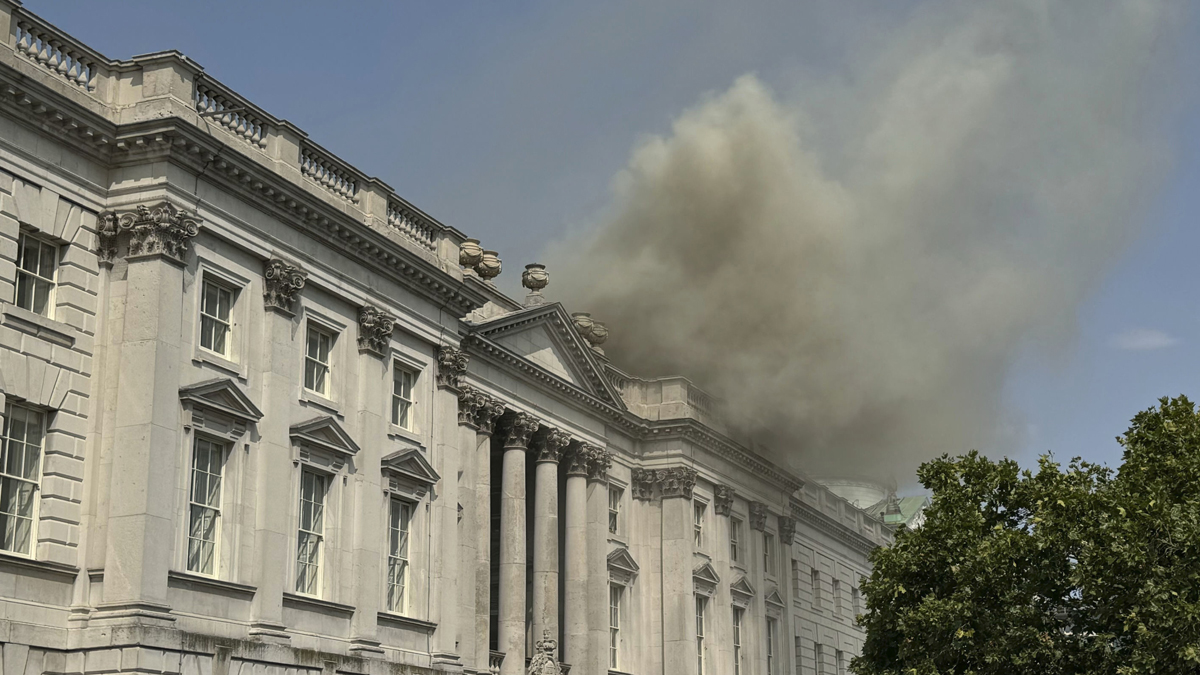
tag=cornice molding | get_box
[790,499,884,556]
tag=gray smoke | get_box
[546,0,1184,483]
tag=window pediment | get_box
[765,588,785,608]
[382,447,440,499]
[730,575,755,608]
[290,416,359,469]
[693,561,720,597]
[607,547,639,586]
[180,378,262,440]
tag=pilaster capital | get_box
[531,427,571,464]
[585,445,612,483]
[631,468,658,500]
[436,345,470,391]
[749,501,768,532]
[714,485,735,516]
[263,258,306,314]
[98,201,200,265]
[778,515,797,544]
[357,305,395,356]
[457,385,486,428]
[563,443,589,477]
[472,394,506,435]
[659,466,698,500]
[500,411,540,449]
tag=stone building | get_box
[0,3,891,675]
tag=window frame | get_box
[186,435,227,576]
[695,594,707,675]
[732,606,743,675]
[766,616,777,675]
[294,468,328,597]
[0,402,45,558]
[815,642,825,675]
[390,360,416,431]
[812,568,822,609]
[198,278,235,359]
[608,484,623,536]
[764,531,776,576]
[693,499,706,549]
[833,578,843,618]
[730,517,743,564]
[303,322,336,399]
[13,229,58,318]
[385,496,412,614]
[609,582,623,670]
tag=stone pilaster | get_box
[661,466,700,675]
[530,426,570,655]
[562,444,589,670]
[714,485,735,517]
[456,386,485,671]
[349,343,388,655]
[473,394,505,671]
[431,355,466,668]
[497,411,539,675]
[584,446,612,675]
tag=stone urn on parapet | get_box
[527,630,561,675]
[459,238,484,273]
[476,250,502,281]
[571,312,608,357]
[522,263,549,306]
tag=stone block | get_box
[85,648,122,674]
[36,495,80,523]
[43,452,85,480]
[41,475,83,503]
[36,518,79,547]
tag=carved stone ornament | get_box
[527,630,561,675]
[357,305,395,355]
[263,258,306,314]
[749,501,768,532]
[585,445,612,483]
[436,345,470,391]
[501,412,540,449]
[475,250,502,281]
[563,444,589,477]
[714,485,735,516]
[631,468,658,501]
[532,427,571,464]
[778,516,797,544]
[98,202,200,265]
[459,238,484,268]
[473,394,506,435]
[522,263,549,307]
[659,466,698,499]
[457,385,486,427]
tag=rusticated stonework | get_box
[357,305,395,355]
[532,427,571,464]
[749,501,768,532]
[714,485,735,516]
[436,345,470,391]
[262,258,306,314]
[98,202,200,264]
[501,412,540,449]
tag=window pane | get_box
[38,239,56,278]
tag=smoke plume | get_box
[547,0,1184,483]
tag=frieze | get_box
[436,345,470,391]
[263,258,306,314]
[714,485,735,516]
[357,305,395,356]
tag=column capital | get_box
[749,501,769,531]
[473,394,506,435]
[457,385,486,428]
[563,444,589,477]
[263,258,306,315]
[632,468,658,500]
[778,515,797,544]
[714,485,735,516]
[531,426,571,464]
[357,305,395,356]
[659,466,697,499]
[500,411,540,449]
[585,445,612,483]
[98,201,200,266]
[437,345,470,391]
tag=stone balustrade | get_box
[300,143,360,202]
[387,200,438,251]
[13,15,102,91]
[195,79,270,149]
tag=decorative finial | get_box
[476,250,502,281]
[522,263,549,306]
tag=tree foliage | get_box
[853,396,1200,675]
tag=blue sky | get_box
[33,1,1199,477]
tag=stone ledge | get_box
[166,570,256,600]
[281,592,355,617]
[0,550,78,582]
[1,302,77,348]
[376,611,437,634]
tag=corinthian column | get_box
[662,466,700,675]
[531,426,571,656]
[473,394,506,671]
[498,412,539,675]
[562,444,590,670]
[585,446,613,675]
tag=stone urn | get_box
[459,238,484,269]
[476,250,502,281]
[571,312,595,342]
[522,263,549,306]
[589,321,608,355]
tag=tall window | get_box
[695,596,707,675]
[199,280,233,357]
[833,579,843,617]
[812,569,822,609]
[764,532,776,575]
[386,498,411,613]
[187,437,225,575]
[852,586,861,617]
[304,325,333,396]
[730,517,742,563]
[732,608,743,675]
[0,403,43,555]
[836,649,847,675]
[815,643,825,675]
[14,231,56,317]
[295,470,327,595]
[693,501,706,547]
[766,617,778,675]
[792,560,802,600]
[391,363,414,429]
[609,583,622,669]
[608,486,622,535]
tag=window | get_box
[695,595,707,675]
[391,362,414,429]
[386,498,411,613]
[792,560,802,600]
[766,617,778,674]
[732,607,743,675]
[295,470,327,595]
[833,579,843,617]
[304,325,333,396]
[815,643,825,675]
[187,437,225,575]
[199,279,233,357]
[0,403,43,555]
[693,501,706,547]
[14,231,56,317]
[608,486,622,535]
[812,569,822,609]
[836,649,846,675]
[730,517,742,563]
[609,583,623,669]
[852,586,861,617]
[764,532,776,576]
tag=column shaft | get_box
[563,469,588,668]
[531,458,559,649]
[498,412,537,675]
[475,430,494,670]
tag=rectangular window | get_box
[792,560,802,600]
[187,437,225,575]
[836,650,846,675]
[386,498,411,613]
[199,279,233,357]
[833,579,843,617]
[14,231,56,317]
[766,617,777,675]
[295,470,327,595]
[609,583,622,669]
[815,643,825,675]
[391,363,414,429]
[853,586,861,617]
[608,486,622,535]
[812,569,822,609]
[764,532,776,576]
[0,403,43,555]
[304,325,333,396]
[696,595,707,675]
[732,607,743,675]
[730,517,742,563]
[693,501,706,548]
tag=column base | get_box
[431,652,464,672]
[248,621,292,643]
[349,638,385,656]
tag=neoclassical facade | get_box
[0,3,892,675]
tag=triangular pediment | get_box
[765,588,785,607]
[290,416,359,457]
[180,378,263,422]
[693,562,720,585]
[730,575,756,599]
[468,303,625,409]
[382,447,440,488]
[607,547,640,575]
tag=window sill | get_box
[167,570,256,599]
[730,561,747,573]
[607,535,628,547]
[377,611,437,634]
[300,389,340,415]
[387,424,425,448]
[0,550,77,581]
[282,592,355,617]
[193,348,246,380]
[1,302,77,348]
[693,550,712,562]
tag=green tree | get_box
[853,396,1200,675]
